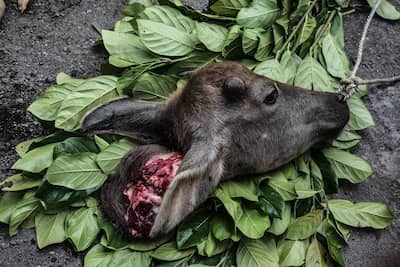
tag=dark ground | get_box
[0,0,399,266]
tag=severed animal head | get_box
[81,61,349,239]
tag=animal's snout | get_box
[336,93,346,103]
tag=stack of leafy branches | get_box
[1,0,398,266]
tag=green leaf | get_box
[322,147,373,183]
[210,0,249,17]
[28,83,78,121]
[196,232,232,257]
[177,208,212,249]
[305,238,334,267]
[137,18,198,56]
[96,139,135,174]
[0,192,23,224]
[132,72,178,101]
[293,16,316,50]
[280,50,301,84]
[108,250,151,267]
[254,30,274,61]
[211,211,235,241]
[268,203,291,235]
[237,0,280,28]
[327,199,394,229]
[278,239,308,267]
[94,135,110,151]
[218,179,258,201]
[367,0,400,20]
[65,207,100,251]
[258,184,284,219]
[196,22,228,52]
[286,210,324,240]
[102,30,157,67]
[347,96,375,130]
[84,244,113,267]
[236,236,279,267]
[55,76,119,131]
[46,152,107,190]
[322,34,350,79]
[254,59,285,82]
[54,137,99,158]
[0,174,41,192]
[242,28,260,55]
[35,211,68,249]
[168,51,221,74]
[35,181,97,206]
[216,188,270,239]
[294,56,333,92]
[12,143,56,173]
[311,150,338,194]
[56,72,83,86]
[15,137,45,157]
[151,241,195,261]
[9,191,40,236]
[267,173,297,201]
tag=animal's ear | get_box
[80,97,163,144]
[149,141,224,238]
[222,76,246,100]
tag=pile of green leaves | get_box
[1,0,398,266]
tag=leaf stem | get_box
[276,0,319,59]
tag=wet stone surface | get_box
[0,0,399,266]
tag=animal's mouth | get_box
[123,153,182,238]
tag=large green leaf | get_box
[322,147,373,183]
[211,211,235,241]
[218,179,258,201]
[293,16,316,50]
[210,0,249,17]
[168,51,221,73]
[254,59,285,82]
[9,191,40,236]
[35,211,68,249]
[305,238,334,267]
[12,143,56,173]
[0,192,23,224]
[258,183,285,219]
[237,0,280,28]
[108,250,152,267]
[367,0,400,20]
[196,22,228,52]
[96,139,135,174]
[347,96,375,130]
[54,137,99,158]
[278,239,308,267]
[267,173,297,201]
[322,34,350,79]
[28,83,78,121]
[177,208,212,249]
[151,241,195,261]
[55,76,119,131]
[65,207,101,251]
[132,72,178,101]
[254,30,274,61]
[137,19,199,56]
[242,28,260,55]
[286,210,324,240]
[0,174,41,192]
[327,199,394,229]
[84,244,113,266]
[294,56,333,92]
[215,188,270,239]
[236,236,279,267]
[102,30,157,67]
[280,50,301,84]
[46,152,107,190]
[196,232,232,257]
[267,203,292,235]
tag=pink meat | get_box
[123,153,182,238]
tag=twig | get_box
[309,9,337,53]
[277,0,319,59]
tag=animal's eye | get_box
[264,88,279,105]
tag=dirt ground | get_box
[0,0,399,266]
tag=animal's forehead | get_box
[194,61,256,83]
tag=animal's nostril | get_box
[336,94,346,103]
